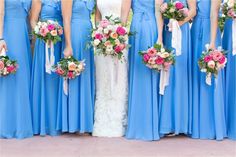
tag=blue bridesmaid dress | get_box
[56,0,95,133]
[0,0,33,139]
[222,19,236,140]
[31,0,62,136]
[191,0,226,140]
[126,0,160,141]
[159,0,192,135]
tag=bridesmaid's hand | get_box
[157,38,163,46]
[208,42,216,50]
[0,40,7,54]
[63,46,73,58]
[178,21,185,27]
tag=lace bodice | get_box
[97,0,122,18]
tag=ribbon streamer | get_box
[169,19,182,56]
[63,78,68,96]
[45,41,55,74]
[159,69,170,95]
[206,73,212,86]
[0,48,6,56]
[232,19,236,55]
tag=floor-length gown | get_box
[31,0,62,136]
[125,0,160,141]
[0,0,33,139]
[223,18,236,140]
[93,0,128,137]
[159,0,192,135]
[191,0,227,140]
[56,0,95,133]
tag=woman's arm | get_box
[0,0,7,52]
[155,0,164,45]
[120,0,131,25]
[178,0,196,26]
[61,0,73,57]
[209,0,221,49]
[30,0,41,29]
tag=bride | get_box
[92,0,131,137]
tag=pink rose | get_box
[204,55,213,63]
[212,51,223,61]
[100,20,110,28]
[116,26,127,36]
[160,3,168,13]
[218,56,226,64]
[56,68,65,75]
[0,60,5,70]
[6,65,16,73]
[143,54,150,62]
[119,44,126,50]
[228,8,235,18]
[47,24,55,31]
[155,56,164,65]
[175,1,184,10]
[40,27,49,37]
[114,45,122,53]
[58,27,63,35]
[67,71,74,79]
[95,33,103,40]
[147,48,157,57]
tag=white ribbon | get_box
[0,48,6,56]
[169,19,182,56]
[206,73,212,86]
[232,19,236,55]
[45,41,55,74]
[159,69,170,95]
[63,78,68,96]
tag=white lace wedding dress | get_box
[92,0,128,137]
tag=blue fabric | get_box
[223,19,236,140]
[31,0,62,136]
[56,0,95,133]
[158,0,192,135]
[190,0,227,140]
[0,0,33,139]
[125,0,160,141]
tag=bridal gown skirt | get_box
[159,20,192,135]
[125,1,160,141]
[191,9,227,140]
[0,0,33,139]
[223,19,236,140]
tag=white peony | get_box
[103,28,109,34]
[34,26,40,34]
[94,39,101,46]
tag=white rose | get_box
[34,26,40,34]
[160,52,170,58]
[107,25,113,30]
[228,1,234,8]
[98,27,103,33]
[207,60,215,69]
[94,39,101,46]
[161,48,165,53]
[106,45,113,53]
[77,63,84,71]
[103,28,109,34]
[201,69,207,73]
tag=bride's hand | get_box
[0,40,7,54]
[63,46,73,58]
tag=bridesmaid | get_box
[222,0,236,140]
[157,0,196,135]
[56,0,95,133]
[126,0,160,141]
[191,0,226,140]
[0,0,33,139]
[30,0,62,136]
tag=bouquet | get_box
[33,20,64,74]
[139,44,175,72]
[198,45,227,86]
[160,1,189,21]
[139,44,175,95]
[0,56,18,77]
[221,1,236,19]
[160,1,189,56]
[33,20,63,44]
[53,56,85,79]
[91,16,130,60]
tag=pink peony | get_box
[116,26,127,36]
[147,48,157,57]
[47,24,55,31]
[6,65,16,73]
[228,8,235,18]
[143,54,150,62]
[218,56,226,64]
[204,55,213,63]
[114,45,122,53]
[118,44,126,50]
[0,60,5,70]
[212,51,223,61]
[100,20,110,28]
[56,68,64,75]
[67,71,74,79]
[40,27,49,37]
[175,1,184,10]
[95,33,103,40]
[155,56,164,65]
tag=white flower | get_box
[107,25,113,30]
[228,1,234,8]
[103,28,109,34]
[77,63,84,71]
[207,60,215,69]
[94,39,101,46]
[34,26,40,34]
[106,45,113,54]
[201,69,207,73]
[161,48,165,53]
[160,52,170,58]
[98,27,103,33]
